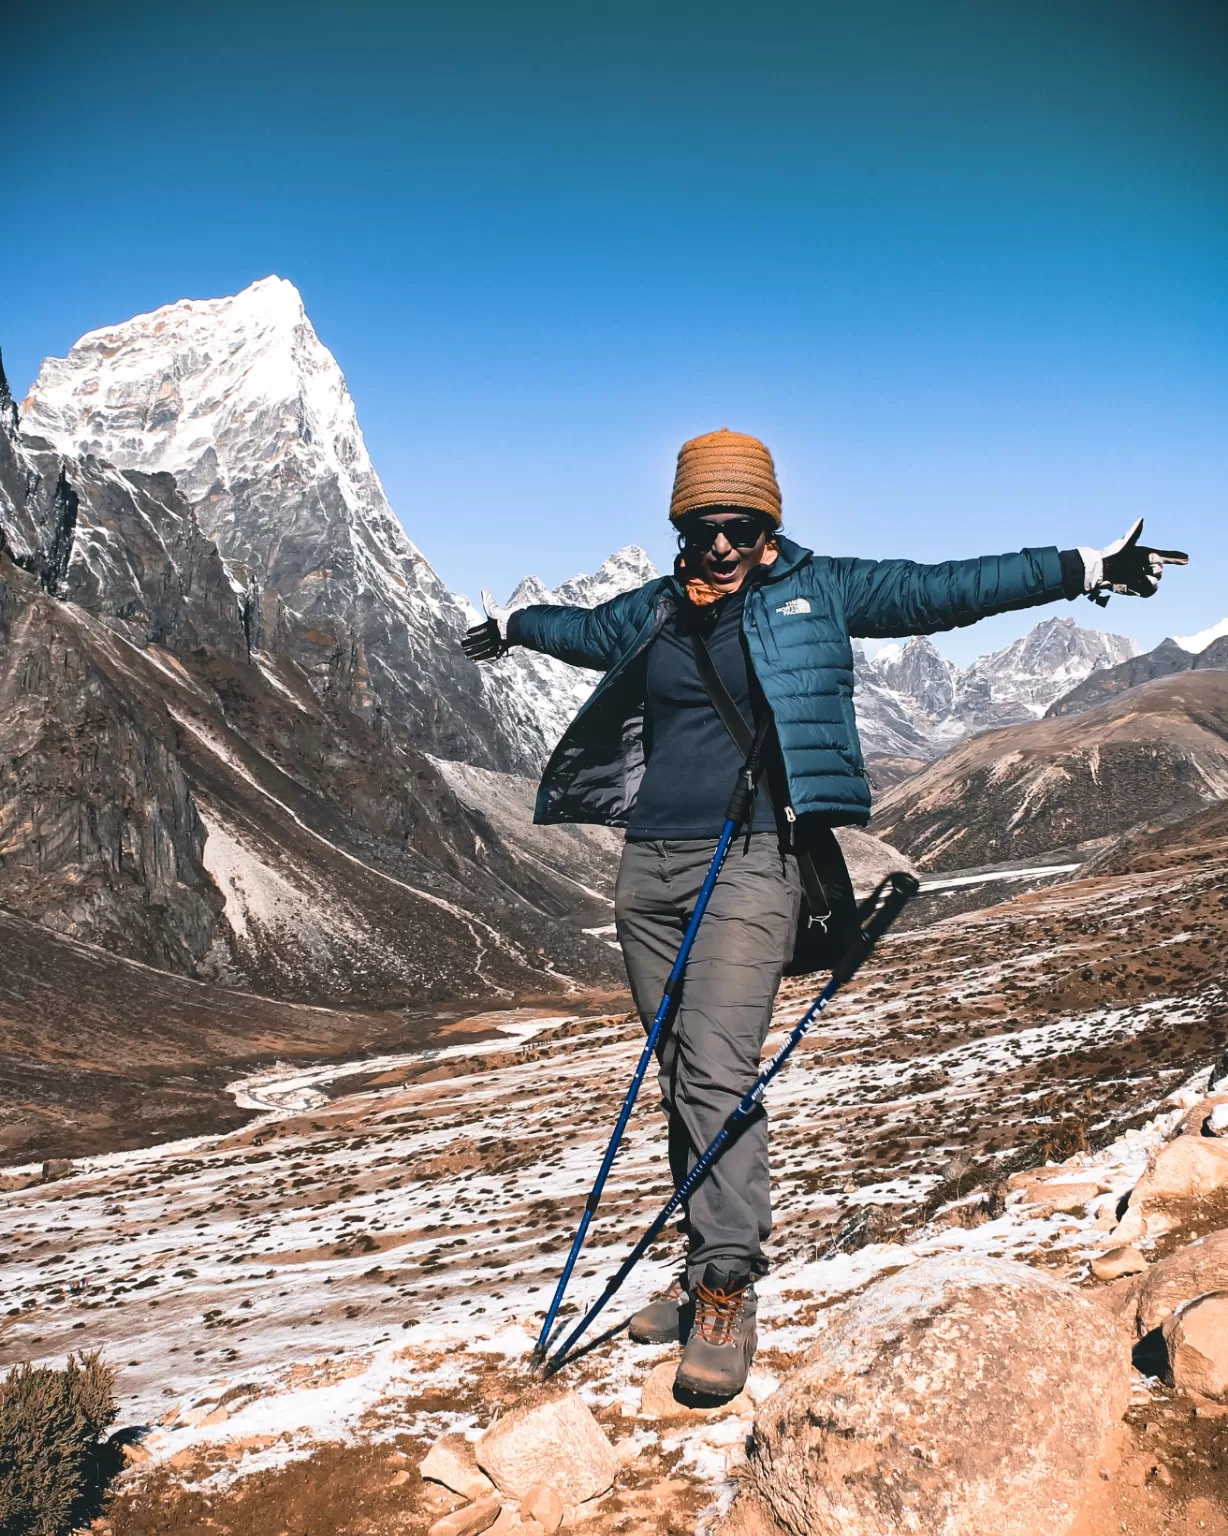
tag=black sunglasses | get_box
[682,516,769,551]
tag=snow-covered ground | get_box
[0,1030,1207,1524]
[2,846,1225,1525]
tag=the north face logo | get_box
[776,598,811,616]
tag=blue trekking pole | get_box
[531,723,771,1366]
[543,870,920,1376]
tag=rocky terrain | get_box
[2,795,1226,1534]
[872,668,1228,872]
[1047,632,1228,719]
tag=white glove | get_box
[481,590,514,641]
[1077,518,1188,607]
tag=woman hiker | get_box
[461,427,1186,1398]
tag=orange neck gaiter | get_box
[677,540,779,607]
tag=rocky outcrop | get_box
[1132,1231,1228,1338]
[1133,1137,1228,1203]
[721,1256,1128,1536]
[420,1435,497,1501]
[1110,1138,1228,1245]
[0,559,224,970]
[0,384,622,1000]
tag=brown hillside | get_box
[871,668,1228,871]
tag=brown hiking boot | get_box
[673,1265,757,1398]
[628,1275,692,1344]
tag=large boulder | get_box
[475,1389,617,1505]
[1089,1246,1147,1282]
[1130,1137,1228,1203]
[719,1256,1129,1536]
[1173,1095,1228,1138]
[832,828,916,899]
[1163,1293,1228,1399]
[1017,1180,1101,1216]
[1134,1230,1228,1337]
[1111,1139,1228,1243]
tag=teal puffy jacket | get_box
[510,536,1078,828]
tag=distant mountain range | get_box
[5,275,1225,997]
[852,619,1137,760]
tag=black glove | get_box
[462,616,508,662]
[1080,519,1189,607]
[461,591,513,662]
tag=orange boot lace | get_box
[692,1276,749,1346]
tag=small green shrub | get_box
[0,1353,118,1536]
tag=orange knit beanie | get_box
[668,427,782,526]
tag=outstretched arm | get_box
[834,546,1078,639]
[462,586,642,671]
[835,521,1187,638]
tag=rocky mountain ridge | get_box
[1047,629,1228,718]
[853,617,1137,758]
[873,667,1228,871]
[0,364,622,1002]
[22,279,1149,779]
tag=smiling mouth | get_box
[709,557,740,581]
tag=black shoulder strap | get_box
[689,630,755,758]
[689,630,835,924]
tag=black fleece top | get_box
[626,582,775,841]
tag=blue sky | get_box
[4,0,1225,661]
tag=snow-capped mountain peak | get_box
[21,279,546,770]
[491,547,659,760]
[20,278,662,777]
[1173,617,1228,655]
[506,545,657,611]
[853,615,1139,759]
[22,275,421,564]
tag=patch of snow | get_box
[1173,616,1228,654]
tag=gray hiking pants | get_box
[614,833,802,1281]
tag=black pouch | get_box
[783,820,860,977]
[688,629,860,978]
